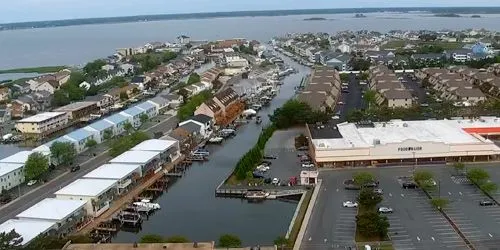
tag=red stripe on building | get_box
[462,127,500,134]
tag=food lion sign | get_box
[397,146,423,152]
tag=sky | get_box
[0,0,499,23]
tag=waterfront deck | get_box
[215,184,308,198]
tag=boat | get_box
[256,116,262,124]
[208,137,224,144]
[133,199,161,211]
[245,190,270,200]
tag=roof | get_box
[54,102,96,112]
[17,112,66,123]
[454,87,486,98]
[131,76,145,83]
[121,106,145,117]
[130,139,177,152]
[190,114,212,124]
[203,99,221,112]
[55,179,117,197]
[135,101,157,111]
[64,242,216,250]
[214,88,238,107]
[179,121,202,134]
[0,151,43,164]
[66,128,94,142]
[16,198,86,221]
[0,163,24,177]
[105,113,129,125]
[88,119,114,132]
[83,163,141,180]
[169,127,190,141]
[0,219,56,245]
[109,150,160,164]
[382,89,413,99]
[297,92,328,110]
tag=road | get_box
[335,73,367,121]
[0,114,179,224]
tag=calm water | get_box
[113,54,310,245]
[1,13,500,69]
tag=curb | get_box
[293,179,322,250]
[286,190,307,239]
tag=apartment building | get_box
[15,112,69,136]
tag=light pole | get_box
[412,151,416,172]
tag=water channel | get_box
[113,53,311,245]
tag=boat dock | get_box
[215,184,308,199]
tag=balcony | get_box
[117,179,132,189]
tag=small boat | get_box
[133,199,161,211]
[245,191,270,200]
[208,137,224,144]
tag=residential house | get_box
[107,85,138,102]
[178,121,203,140]
[169,127,193,150]
[382,89,413,108]
[135,101,158,118]
[0,87,10,101]
[15,112,68,136]
[337,43,351,53]
[178,114,213,139]
[101,64,115,72]
[297,92,335,112]
[0,109,10,124]
[30,91,52,111]
[85,93,114,113]
[54,101,99,121]
[104,113,130,135]
[224,53,249,68]
[177,35,191,44]
[13,81,31,94]
[65,128,96,153]
[446,49,472,62]
[120,106,146,128]
[84,119,115,143]
[131,76,146,87]
[411,53,445,63]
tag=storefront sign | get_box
[398,146,422,152]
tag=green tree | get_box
[85,139,97,149]
[177,91,212,121]
[103,129,113,140]
[0,229,23,250]
[273,236,289,249]
[52,90,70,107]
[356,212,389,238]
[353,172,375,187]
[430,198,449,211]
[452,162,465,174]
[49,141,77,166]
[218,234,242,248]
[187,73,201,85]
[140,234,164,243]
[413,170,435,190]
[340,73,349,82]
[109,131,150,157]
[24,152,49,181]
[269,99,329,129]
[123,122,134,134]
[363,90,378,109]
[139,113,149,125]
[466,167,490,185]
[480,182,498,195]
[66,71,86,86]
[358,188,383,208]
[165,235,190,243]
[83,59,106,78]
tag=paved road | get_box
[0,114,178,224]
[336,73,367,121]
[399,73,427,104]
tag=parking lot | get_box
[335,74,367,121]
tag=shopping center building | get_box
[307,117,500,168]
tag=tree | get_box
[140,234,164,243]
[353,172,375,187]
[49,141,77,166]
[356,212,389,238]
[139,113,149,125]
[430,198,449,211]
[83,59,106,78]
[165,235,190,243]
[358,188,383,208]
[480,182,498,195]
[119,91,128,101]
[109,131,150,157]
[413,170,435,190]
[452,162,465,174]
[0,229,23,250]
[123,122,134,134]
[349,58,371,71]
[269,100,329,129]
[187,73,201,85]
[218,234,242,248]
[24,152,49,181]
[363,90,377,109]
[273,236,289,249]
[85,139,97,149]
[103,129,113,140]
[52,90,70,107]
[466,167,490,185]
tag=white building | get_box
[130,139,181,163]
[16,198,87,236]
[308,118,500,168]
[0,163,24,192]
[54,179,117,217]
[225,53,249,68]
[83,163,142,194]
[109,150,162,175]
[300,170,319,185]
[0,219,56,245]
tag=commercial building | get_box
[0,219,56,245]
[307,118,500,168]
[109,150,163,175]
[83,163,142,194]
[54,101,99,121]
[16,198,87,236]
[54,179,117,217]
[15,112,69,136]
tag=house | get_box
[109,150,163,175]
[381,89,413,108]
[148,95,169,113]
[0,219,56,246]
[0,109,10,124]
[54,101,99,121]
[337,43,351,53]
[135,101,158,118]
[54,178,117,217]
[411,53,445,62]
[85,93,114,113]
[446,49,472,62]
[107,85,138,102]
[0,87,10,101]
[0,163,25,192]
[120,106,147,128]
[177,35,191,44]
[161,93,184,109]
[84,119,115,143]
[451,87,486,104]
[169,127,193,149]
[13,81,31,94]
[297,92,335,112]
[30,91,53,110]
[194,87,242,126]
[53,70,71,85]
[178,114,213,139]
[15,112,69,136]
[119,63,135,74]
[83,164,142,194]
[224,53,249,68]
[130,139,181,166]
[16,198,87,237]
[179,121,203,139]
[65,128,95,153]
[131,76,146,86]
[104,113,130,135]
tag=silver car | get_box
[378,207,393,214]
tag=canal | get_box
[113,53,311,245]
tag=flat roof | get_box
[135,101,156,111]
[0,219,56,245]
[83,164,141,180]
[0,163,24,177]
[312,119,493,150]
[16,198,86,221]
[66,128,94,142]
[87,119,114,132]
[54,101,96,112]
[17,112,66,123]
[121,106,145,117]
[55,179,117,197]
[0,151,48,164]
[130,139,177,152]
[105,113,129,125]
[109,150,159,164]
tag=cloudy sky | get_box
[0,0,498,23]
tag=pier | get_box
[215,184,308,199]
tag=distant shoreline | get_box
[0,7,499,31]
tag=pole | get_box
[438,180,441,198]
[17,184,21,197]
[412,151,416,172]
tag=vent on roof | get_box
[373,139,381,145]
[403,123,408,127]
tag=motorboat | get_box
[133,199,161,211]
[245,191,270,200]
[208,137,224,144]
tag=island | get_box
[471,15,481,18]
[434,13,461,17]
[303,17,327,21]
[354,13,367,18]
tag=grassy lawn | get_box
[0,66,66,74]
[417,41,463,49]
[287,190,313,248]
[382,40,406,49]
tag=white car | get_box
[337,101,345,105]
[374,188,383,194]
[332,115,340,120]
[27,180,37,186]
[256,164,270,171]
[302,163,315,168]
[378,207,394,213]
[343,201,358,208]
[271,178,280,185]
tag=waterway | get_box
[113,53,310,245]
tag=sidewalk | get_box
[293,179,322,250]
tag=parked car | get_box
[332,115,340,120]
[261,161,272,166]
[343,201,358,208]
[271,178,280,185]
[378,207,393,214]
[479,200,495,206]
[297,146,308,151]
[337,101,345,105]
[402,182,417,189]
[263,154,278,160]
[27,180,37,186]
[71,165,81,172]
[374,188,383,195]
[302,163,315,168]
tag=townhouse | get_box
[368,65,413,108]
[194,87,243,126]
[53,101,99,121]
[296,67,341,112]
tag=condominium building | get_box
[15,112,69,135]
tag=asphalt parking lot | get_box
[335,74,367,121]
[398,73,427,104]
